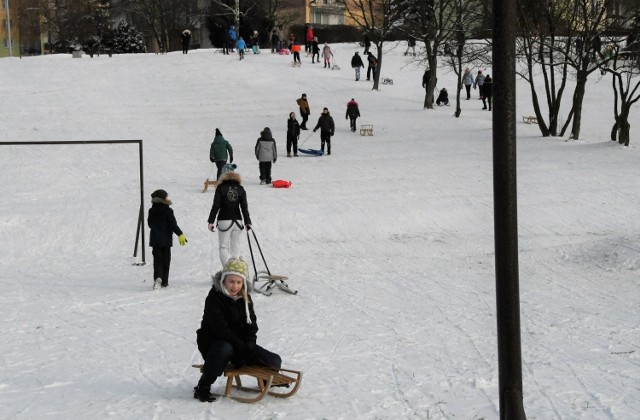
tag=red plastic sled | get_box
[272,180,292,188]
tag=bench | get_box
[202,178,217,193]
[360,124,374,136]
[522,116,538,124]
[192,364,302,403]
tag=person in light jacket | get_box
[461,68,475,100]
[255,127,277,184]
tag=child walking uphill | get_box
[194,257,282,403]
[287,112,301,157]
[313,107,335,155]
[207,165,252,269]
[345,98,360,132]
[148,189,187,289]
[255,127,277,184]
[209,128,234,179]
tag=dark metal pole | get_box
[492,0,527,417]
[138,140,146,264]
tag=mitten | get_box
[246,224,252,230]
[208,223,215,232]
[178,234,188,246]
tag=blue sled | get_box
[298,148,324,156]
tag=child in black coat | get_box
[147,189,187,289]
[194,257,282,402]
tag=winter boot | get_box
[193,385,216,403]
[287,153,292,157]
[153,278,162,290]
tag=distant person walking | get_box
[481,75,493,111]
[255,127,277,184]
[209,128,234,179]
[148,189,187,289]
[313,107,335,155]
[462,68,474,100]
[474,70,485,98]
[286,112,301,157]
[322,44,334,68]
[345,98,360,132]
[311,37,320,63]
[296,93,310,130]
[236,37,246,60]
[351,52,365,81]
[181,29,191,54]
[366,52,378,81]
[228,25,237,52]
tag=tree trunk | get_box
[569,73,588,139]
[372,44,382,91]
[618,106,631,146]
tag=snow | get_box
[1,44,639,419]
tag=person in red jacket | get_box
[305,24,314,53]
[345,98,360,132]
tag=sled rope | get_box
[298,130,316,147]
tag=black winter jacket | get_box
[287,117,300,140]
[207,172,252,226]
[147,199,183,248]
[196,287,258,359]
[481,77,493,98]
[313,113,335,134]
[351,54,364,68]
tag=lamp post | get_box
[4,0,12,56]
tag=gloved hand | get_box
[178,234,188,246]
[313,128,317,132]
[474,86,477,90]
[208,223,215,232]
[273,159,276,164]
[345,116,348,120]
[209,157,214,162]
[246,224,252,230]
[330,130,334,136]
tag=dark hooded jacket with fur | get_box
[147,197,183,248]
[207,172,252,226]
[196,272,258,361]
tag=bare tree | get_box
[606,41,640,146]
[515,0,575,137]
[337,0,405,90]
[120,0,203,52]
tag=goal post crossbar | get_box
[0,139,146,265]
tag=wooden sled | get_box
[522,115,538,124]
[360,124,374,136]
[203,178,217,193]
[254,271,297,296]
[192,364,302,403]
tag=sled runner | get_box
[203,178,217,192]
[522,115,538,124]
[247,229,297,295]
[297,148,324,156]
[360,124,374,136]
[192,364,302,403]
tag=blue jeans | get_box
[200,340,282,387]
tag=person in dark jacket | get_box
[194,257,282,403]
[207,165,252,268]
[181,29,191,54]
[481,75,493,110]
[296,93,310,130]
[313,107,336,155]
[363,32,371,55]
[345,98,360,132]
[351,52,365,81]
[254,127,277,184]
[287,112,301,157]
[209,128,234,179]
[147,189,187,289]
[270,29,280,53]
[311,37,320,63]
[436,88,449,106]
[366,52,377,81]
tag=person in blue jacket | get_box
[147,189,187,289]
[236,37,247,60]
[228,25,237,52]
